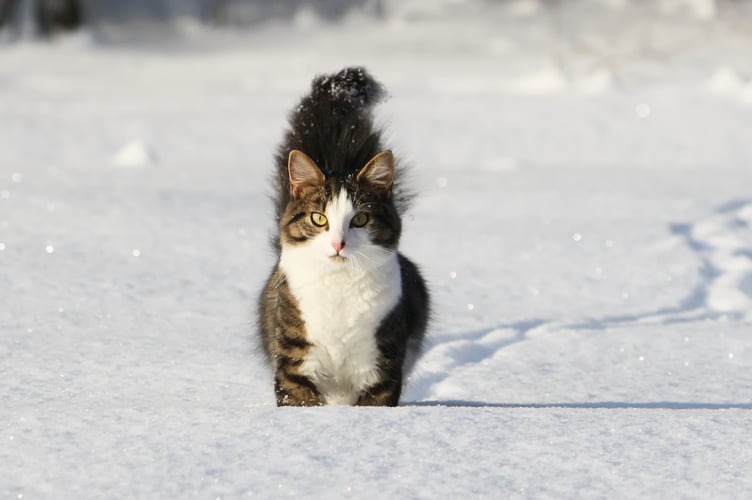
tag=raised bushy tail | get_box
[272,67,388,220]
[309,66,385,112]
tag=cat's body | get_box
[258,67,429,406]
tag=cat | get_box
[257,67,429,407]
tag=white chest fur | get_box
[279,252,402,405]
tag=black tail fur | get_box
[272,67,388,224]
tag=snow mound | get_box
[111,140,157,168]
[707,67,752,104]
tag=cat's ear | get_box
[356,150,394,192]
[288,150,325,198]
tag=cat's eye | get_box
[310,212,328,227]
[351,213,369,227]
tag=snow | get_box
[111,140,157,168]
[2,0,752,497]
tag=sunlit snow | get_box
[2,1,752,498]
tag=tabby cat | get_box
[257,67,429,406]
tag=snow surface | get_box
[2,0,752,498]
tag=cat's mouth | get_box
[330,254,348,263]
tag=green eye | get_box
[311,212,328,227]
[351,213,369,227]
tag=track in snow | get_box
[409,199,752,403]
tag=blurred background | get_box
[2,0,751,39]
[2,0,752,172]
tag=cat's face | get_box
[279,150,401,270]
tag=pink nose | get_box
[332,241,345,253]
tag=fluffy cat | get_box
[257,67,429,407]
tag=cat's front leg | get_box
[274,371,323,406]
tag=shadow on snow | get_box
[407,400,752,410]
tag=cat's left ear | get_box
[356,150,394,192]
[289,150,325,199]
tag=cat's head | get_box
[279,149,401,269]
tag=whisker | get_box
[353,253,368,274]
[353,250,377,266]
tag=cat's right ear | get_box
[288,150,325,198]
